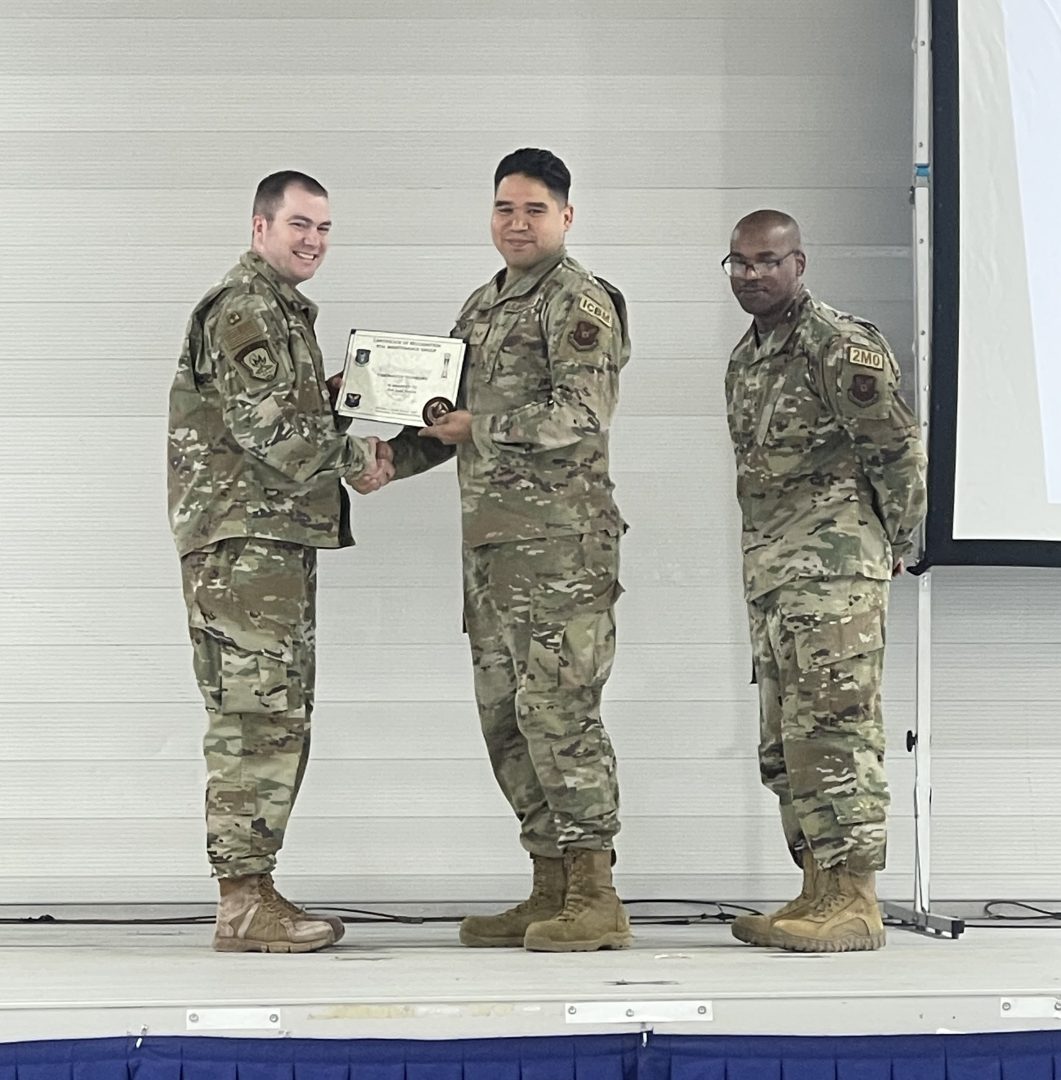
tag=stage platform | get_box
[0,919,1058,1045]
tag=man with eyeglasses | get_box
[721,209,927,953]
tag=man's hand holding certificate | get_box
[336,330,466,427]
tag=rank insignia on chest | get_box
[848,372,879,406]
[236,342,279,381]
[570,320,600,351]
[847,345,885,370]
[227,312,241,325]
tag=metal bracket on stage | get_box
[565,1000,713,1025]
[882,900,965,939]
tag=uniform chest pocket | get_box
[287,324,327,406]
[754,373,790,445]
[466,321,497,381]
[479,307,537,384]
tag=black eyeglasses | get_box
[721,250,799,278]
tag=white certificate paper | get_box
[336,329,466,426]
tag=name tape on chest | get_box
[578,294,613,328]
[846,345,885,370]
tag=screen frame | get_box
[920,0,1061,569]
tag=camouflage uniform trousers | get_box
[180,537,317,878]
[463,531,623,856]
[748,576,890,874]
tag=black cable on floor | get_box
[967,899,1061,925]
[0,899,766,929]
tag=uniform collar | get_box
[487,248,566,307]
[239,251,318,320]
[739,286,812,362]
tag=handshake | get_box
[327,373,395,496]
[350,437,395,495]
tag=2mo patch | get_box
[844,343,886,407]
[846,345,885,370]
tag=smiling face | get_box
[251,183,332,286]
[490,173,573,270]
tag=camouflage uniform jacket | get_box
[168,251,372,557]
[390,250,630,547]
[725,286,927,601]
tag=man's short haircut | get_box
[734,209,803,247]
[253,171,328,221]
[494,148,571,204]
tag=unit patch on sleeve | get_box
[846,345,885,370]
[235,342,279,382]
[847,372,879,407]
[578,294,613,328]
[570,320,601,351]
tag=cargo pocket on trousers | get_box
[529,583,622,691]
[549,728,615,810]
[792,608,884,671]
[831,792,886,826]
[218,646,292,716]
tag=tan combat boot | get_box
[213,874,337,954]
[731,849,820,947]
[459,854,566,947]
[771,864,886,952]
[261,873,345,943]
[523,850,633,952]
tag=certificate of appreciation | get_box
[336,329,466,426]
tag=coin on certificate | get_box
[422,397,455,426]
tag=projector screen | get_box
[925,0,1061,566]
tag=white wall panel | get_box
[0,581,920,649]
[3,644,919,706]
[0,76,908,133]
[0,13,909,77]
[0,702,919,766]
[0,1,979,909]
[8,1,913,20]
[4,130,913,189]
[927,565,1061,900]
[0,816,920,906]
[3,246,911,303]
[9,189,913,247]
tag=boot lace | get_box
[807,872,850,919]
[503,860,560,916]
[261,873,308,919]
[555,857,591,922]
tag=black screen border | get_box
[920,0,1061,569]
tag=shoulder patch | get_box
[219,310,269,356]
[578,294,613,328]
[570,320,601,351]
[235,341,278,382]
[847,372,880,407]
[847,345,885,371]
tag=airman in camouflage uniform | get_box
[387,149,632,952]
[722,210,927,952]
[168,171,389,953]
